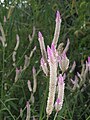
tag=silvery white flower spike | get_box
[53,11,61,48]
[40,57,48,76]
[46,45,57,116]
[12,34,20,66]
[23,55,30,70]
[12,51,16,64]
[27,80,32,92]
[70,61,76,73]
[14,34,20,51]
[55,74,65,112]
[32,66,37,94]
[29,46,36,58]
[59,53,69,73]
[15,67,22,82]
[26,101,30,120]
[63,38,70,53]
[38,31,47,61]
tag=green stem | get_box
[54,112,58,120]
[46,116,49,120]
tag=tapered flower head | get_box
[56,10,61,23]
[38,31,47,61]
[38,31,43,41]
[53,11,61,48]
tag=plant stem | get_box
[54,112,58,120]
[46,116,49,120]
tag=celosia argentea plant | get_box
[38,11,69,120]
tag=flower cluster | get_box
[38,11,69,117]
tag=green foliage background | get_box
[0,0,90,120]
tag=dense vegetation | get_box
[0,0,90,120]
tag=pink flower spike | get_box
[38,31,43,40]
[56,11,61,22]
[88,57,90,63]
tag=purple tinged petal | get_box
[51,42,55,51]
[56,98,61,105]
[56,10,61,22]
[88,57,90,63]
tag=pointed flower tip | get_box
[47,46,52,58]
[56,10,61,22]
[38,31,42,39]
